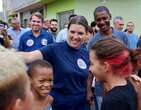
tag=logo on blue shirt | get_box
[41,39,48,46]
[77,58,87,69]
[26,39,34,47]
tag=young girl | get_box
[27,60,53,110]
[89,38,138,110]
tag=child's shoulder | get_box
[45,95,53,110]
[46,95,54,105]
[46,106,52,110]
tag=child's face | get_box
[31,67,53,97]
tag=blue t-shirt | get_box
[40,42,89,109]
[18,30,54,52]
[40,41,89,95]
[87,29,130,51]
[126,33,139,49]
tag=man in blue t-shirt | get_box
[125,21,139,49]
[87,6,130,110]
[19,12,53,52]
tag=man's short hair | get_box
[94,6,111,20]
[113,16,123,23]
[30,12,43,22]
[27,59,52,78]
[50,19,58,24]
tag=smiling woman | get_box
[67,16,88,49]
[19,15,90,110]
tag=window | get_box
[57,10,74,30]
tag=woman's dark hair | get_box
[91,37,132,76]
[94,6,111,20]
[68,15,88,32]
[129,48,141,70]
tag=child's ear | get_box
[13,98,23,110]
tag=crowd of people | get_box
[0,5,141,110]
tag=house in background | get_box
[2,0,44,27]
[2,0,141,35]
[43,0,141,35]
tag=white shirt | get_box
[56,28,68,42]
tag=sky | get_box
[0,0,3,12]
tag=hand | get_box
[130,74,141,83]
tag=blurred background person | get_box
[130,48,141,77]
[56,14,77,42]
[113,16,124,31]
[90,21,99,36]
[0,46,33,110]
[50,19,58,41]
[126,21,139,49]
[26,22,32,31]
[7,17,27,50]
[43,19,50,32]
[137,35,141,48]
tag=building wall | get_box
[4,0,141,35]
[8,0,39,11]
[21,11,31,27]
[75,0,141,35]
[2,0,43,25]
[46,0,75,19]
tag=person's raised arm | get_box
[19,50,43,64]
